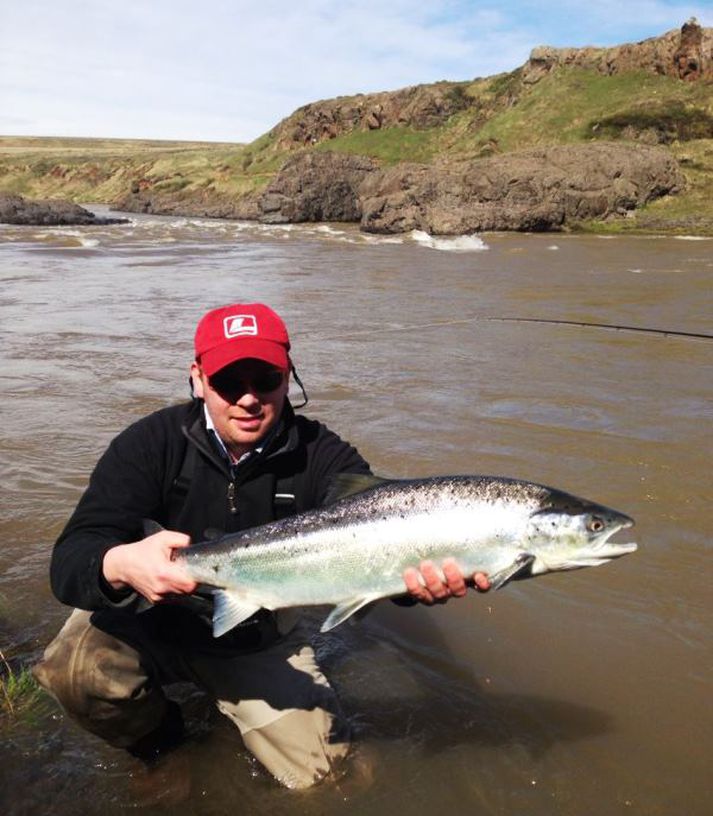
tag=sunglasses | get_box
[209,368,285,400]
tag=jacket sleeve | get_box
[50,416,168,611]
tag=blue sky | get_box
[1,1,711,143]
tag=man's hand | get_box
[102,530,198,603]
[403,558,490,605]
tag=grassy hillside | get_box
[0,137,262,204]
[1,60,712,233]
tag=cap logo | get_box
[223,314,258,338]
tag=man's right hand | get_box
[102,530,198,603]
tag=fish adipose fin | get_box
[324,473,391,505]
[320,594,382,632]
[212,590,261,638]
[489,553,536,591]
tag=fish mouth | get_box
[584,518,638,563]
[542,517,638,571]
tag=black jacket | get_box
[50,399,370,650]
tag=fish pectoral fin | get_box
[211,590,261,638]
[489,553,536,591]
[320,594,382,633]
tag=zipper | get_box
[227,480,238,514]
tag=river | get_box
[1,211,711,815]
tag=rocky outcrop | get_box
[258,143,683,234]
[361,143,684,234]
[0,194,128,226]
[258,152,378,223]
[268,82,472,150]
[113,188,260,220]
[523,19,712,84]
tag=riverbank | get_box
[1,22,711,235]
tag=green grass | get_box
[0,650,50,730]
[452,69,712,154]
[0,136,272,203]
[313,125,438,164]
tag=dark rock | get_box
[0,194,129,226]
[112,189,260,220]
[257,152,378,224]
[256,142,683,234]
[674,18,709,81]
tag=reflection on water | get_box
[1,211,712,815]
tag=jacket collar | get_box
[182,398,299,475]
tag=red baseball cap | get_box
[194,303,291,376]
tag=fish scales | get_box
[174,474,637,636]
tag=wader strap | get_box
[273,473,297,520]
[173,441,199,497]
[162,441,200,525]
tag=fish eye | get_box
[587,516,605,533]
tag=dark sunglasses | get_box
[209,368,284,399]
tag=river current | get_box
[1,211,711,815]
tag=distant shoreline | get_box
[1,22,711,236]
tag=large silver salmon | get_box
[177,474,637,636]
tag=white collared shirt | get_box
[203,404,262,468]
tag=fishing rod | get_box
[306,316,713,343]
[482,317,713,341]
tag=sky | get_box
[1,1,711,143]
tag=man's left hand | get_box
[403,558,490,605]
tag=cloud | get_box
[1,1,710,141]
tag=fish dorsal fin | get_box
[320,594,382,632]
[324,473,391,505]
[142,519,165,537]
[212,590,261,638]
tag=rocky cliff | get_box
[267,20,711,154]
[256,143,683,234]
[268,82,473,151]
[523,19,712,84]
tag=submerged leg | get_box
[33,609,183,758]
[186,623,351,789]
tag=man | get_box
[34,302,489,789]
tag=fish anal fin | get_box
[489,553,536,591]
[212,590,261,638]
[320,594,381,632]
[324,473,391,506]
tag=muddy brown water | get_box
[1,212,711,815]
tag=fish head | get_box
[523,497,637,575]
